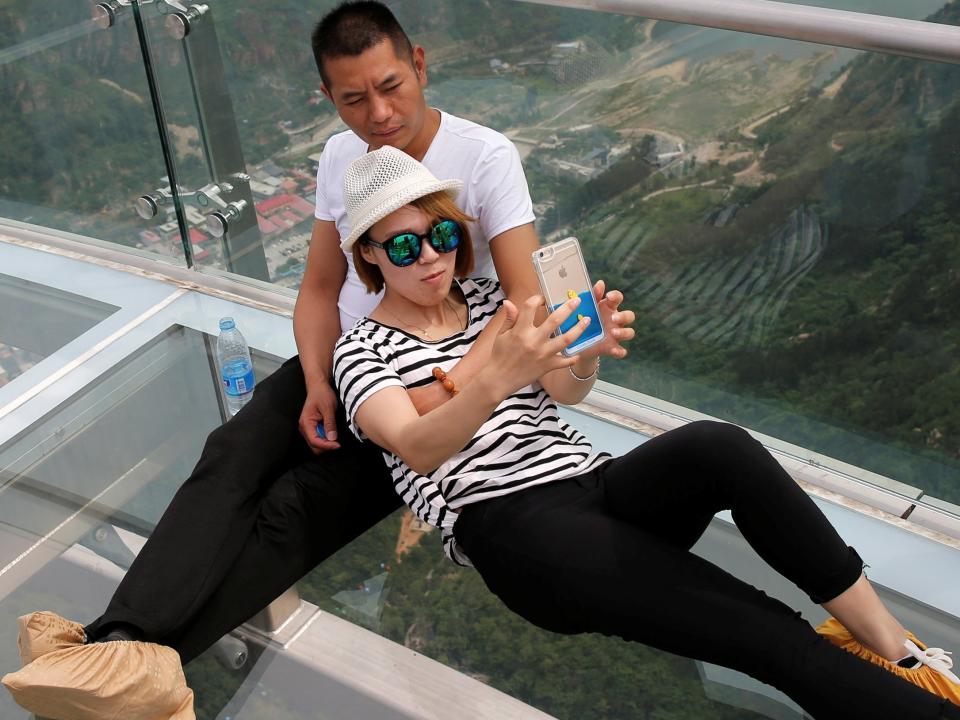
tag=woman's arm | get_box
[355,295,587,474]
[404,223,541,415]
[355,376,504,476]
[538,353,601,406]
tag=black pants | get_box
[84,356,402,663]
[454,421,960,720]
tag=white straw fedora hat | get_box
[341,146,463,251]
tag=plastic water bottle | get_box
[216,317,255,416]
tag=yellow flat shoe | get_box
[817,617,960,706]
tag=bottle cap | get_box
[219,317,236,331]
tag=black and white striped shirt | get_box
[333,277,610,565]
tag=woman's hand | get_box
[583,279,635,360]
[298,381,342,454]
[486,294,590,397]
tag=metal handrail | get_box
[515,0,960,64]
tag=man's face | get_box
[321,39,428,153]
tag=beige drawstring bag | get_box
[2,611,195,720]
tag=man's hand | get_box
[298,382,342,454]
[583,279,635,360]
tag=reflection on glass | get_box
[0,325,281,719]
[0,343,42,388]
[0,1,186,263]
[0,273,118,387]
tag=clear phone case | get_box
[532,237,604,357]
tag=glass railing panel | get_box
[315,0,955,511]
[532,13,960,507]
[129,0,956,287]
[0,1,189,265]
[0,323,282,719]
[127,1,271,281]
[128,0,329,284]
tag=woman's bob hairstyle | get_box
[352,191,475,294]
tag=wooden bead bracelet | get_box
[432,367,459,396]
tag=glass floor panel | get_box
[0,319,777,720]
[0,324,281,720]
[0,313,955,719]
[0,273,118,387]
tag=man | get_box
[81,0,547,664]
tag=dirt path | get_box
[821,68,851,99]
[535,28,703,129]
[98,78,144,105]
[741,104,792,140]
[539,90,596,126]
[641,179,720,202]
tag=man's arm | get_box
[293,219,347,451]
[489,222,543,301]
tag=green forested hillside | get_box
[580,3,960,501]
[0,0,639,215]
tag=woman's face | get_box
[362,204,457,306]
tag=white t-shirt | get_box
[314,111,535,332]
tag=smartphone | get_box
[532,237,604,357]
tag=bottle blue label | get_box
[222,360,255,396]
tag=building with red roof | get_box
[256,194,315,235]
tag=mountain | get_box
[587,2,960,499]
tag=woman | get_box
[332,146,960,719]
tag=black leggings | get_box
[454,421,960,719]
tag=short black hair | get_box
[311,1,414,89]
